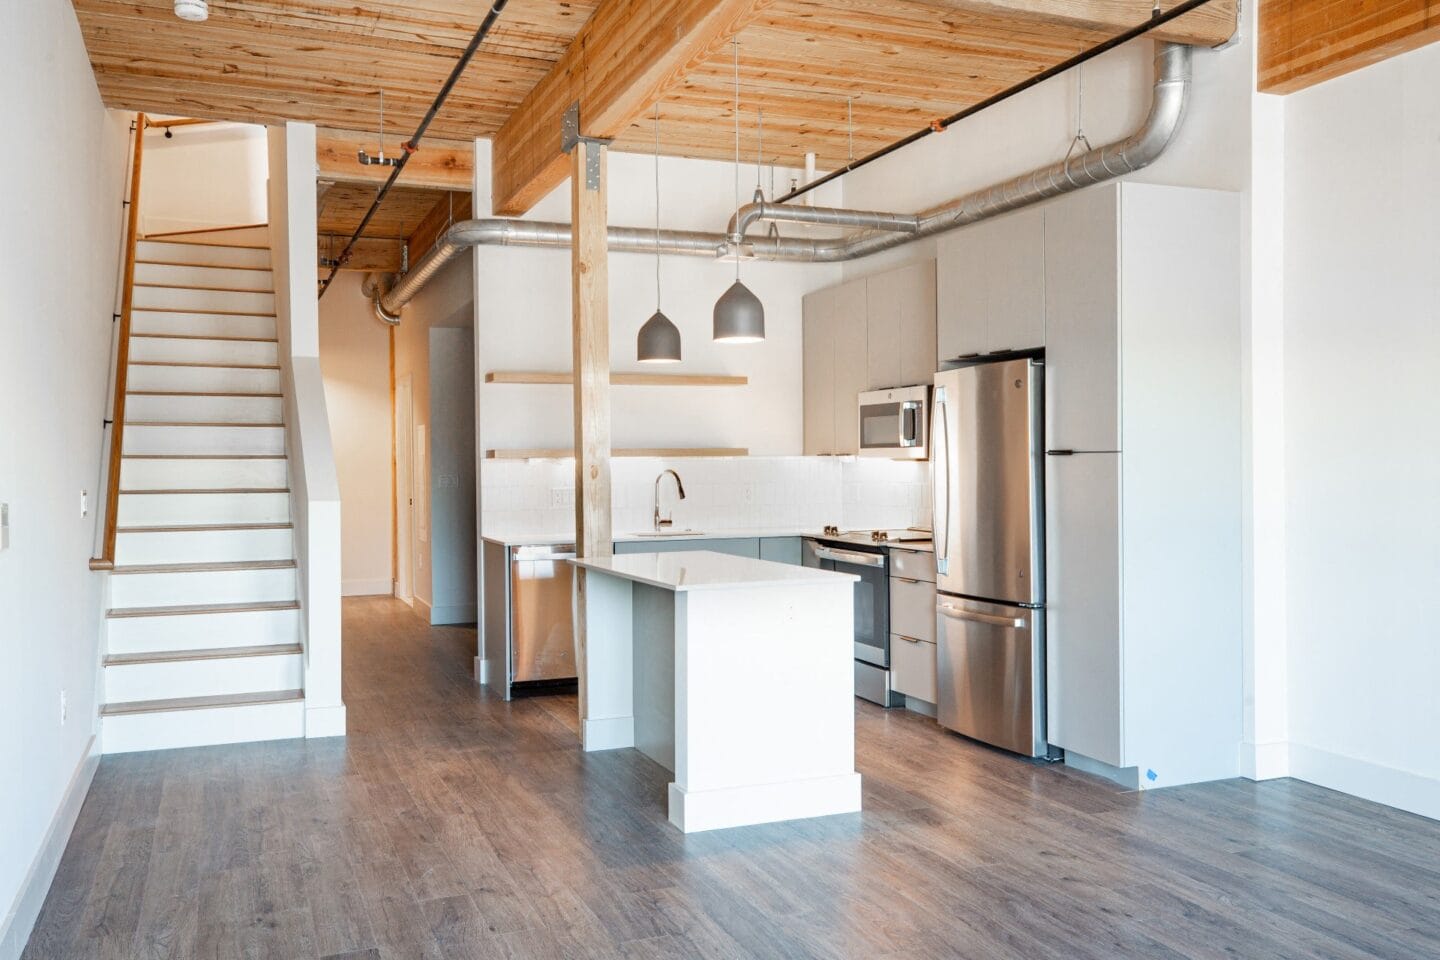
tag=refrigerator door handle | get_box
[937,602,1025,629]
[932,386,950,576]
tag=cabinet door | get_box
[865,272,901,390]
[892,636,938,703]
[832,278,869,455]
[984,207,1046,354]
[1044,451,1122,766]
[1045,186,1120,451]
[759,537,802,565]
[899,259,938,385]
[802,287,836,455]
[616,537,759,558]
[936,231,987,361]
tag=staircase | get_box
[100,236,306,754]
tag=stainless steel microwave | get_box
[857,385,929,459]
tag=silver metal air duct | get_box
[376,43,1190,319]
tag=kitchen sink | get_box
[632,529,702,538]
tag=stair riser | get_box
[121,458,288,490]
[134,262,274,292]
[107,607,300,654]
[122,424,286,457]
[137,240,270,270]
[118,492,290,526]
[132,286,275,314]
[102,699,304,754]
[115,528,294,565]
[129,338,279,366]
[126,394,283,424]
[127,364,281,394]
[106,653,302,704]
[132,311,277,339]
[109,567,297,608]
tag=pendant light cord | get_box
[733,36,741,282]
[654,101,662,311]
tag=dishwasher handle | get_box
[810,543,887,568]
[937,602,1025,629]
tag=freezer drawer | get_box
[889,576,936,643]
[891,634,937,703]
[935,596,1046,757]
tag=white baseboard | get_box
[1288,742,1440,822]
[1064,750,1142,790]
[1,736,99,960]
[582,716,635,752]
[668,772,862,833]
[474,657,488,685]
[342,578,393,597]
[429,603,477,625]
[1241,740,1291,780]
[413,597,432,621]
[305,703,347,739]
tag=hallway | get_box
[22,597,1440,959]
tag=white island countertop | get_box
[571,550,858,592]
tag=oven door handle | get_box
[810,544,887,568]
[937,602,1025,629]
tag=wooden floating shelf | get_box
[485,371,747,387]
[486,447,748,460]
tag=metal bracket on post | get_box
[560,102,612,192]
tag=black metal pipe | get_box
[318,0,510,299]
[775,0,1220,204]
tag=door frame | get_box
[394,374,414,604]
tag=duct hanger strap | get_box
[561,102,614,191]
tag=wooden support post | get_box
[570,136,613,724]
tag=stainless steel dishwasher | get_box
[510,544,578,694]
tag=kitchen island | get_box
[569,550,861,833]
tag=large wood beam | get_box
[1259,0,1440,92]
[491,0,771,216]
[405,191,474,266]
[916,0,1239,46]
[317,128,474,191]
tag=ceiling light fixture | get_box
[713,37,765,344]
[174,0,209,22]
[638,102,681,363]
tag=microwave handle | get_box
[900,400,921,447]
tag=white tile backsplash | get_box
[480,456,931,539]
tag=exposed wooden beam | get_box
[316,128,475,192]
[405,192,474,266]
[491,0,772,216]
[1259,0,1440,92]
[912,0,1238,46]
[319,237,403,272]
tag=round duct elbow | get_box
[372,297,402,327]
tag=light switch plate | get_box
[0,503,8,550]
[80,490,89,518]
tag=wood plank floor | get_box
[23,596,1440,959]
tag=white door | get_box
[395,375,414,603]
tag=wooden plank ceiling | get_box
[74,0,1236,250]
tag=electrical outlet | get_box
[60,690,68,726]
[80,490,89,518]
[0,503,8,551]
[550,488,575,508]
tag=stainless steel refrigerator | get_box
[931,358,1049,757]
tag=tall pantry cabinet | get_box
[1039,182,1243,789]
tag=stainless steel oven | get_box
[858,385,929,459]
[803,538,900,706]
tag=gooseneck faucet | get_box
[653,469,686,530]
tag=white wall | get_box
[0,4,127,957]
[472,143,844,457]
[319,274,395,596]
[140,121,269,235]
[1280,43,1440,818]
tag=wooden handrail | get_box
[90,113,146,571]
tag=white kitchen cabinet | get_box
[1043,182,1243,790]
[936,207,1045,360]
[891,635,937,703]
[889,576,935,643]
[803,263,935,456]
[866,260,937,390]
[1044,184,1120,452]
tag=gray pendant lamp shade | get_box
[713,280,765,343]
[637,309,682,362]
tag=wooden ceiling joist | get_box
[1259,0,1440,93]
[406,191,474,264]
[490,0,775,216]
[316,129,474,191]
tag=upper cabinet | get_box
[803,261,937,456]
[936,206,1045,360]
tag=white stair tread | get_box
[119,487,290,495]
[124,454,286,460]
[137,258,272,272]
[124,421,285,428]
[128,391,283,398]
[101,688,303,717]
[111,559,296,575]
[105,643,302,667]
[118,522,293,533]
[107,599,299,619]
[131,360,280,369]
[132,333,278,344]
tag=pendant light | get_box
[637,102,682,363]
[713,38,765,344]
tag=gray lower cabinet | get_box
[614,537,760,558]
[891,634,937,703]
[759,537,802,565]
[889,550,937,705]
